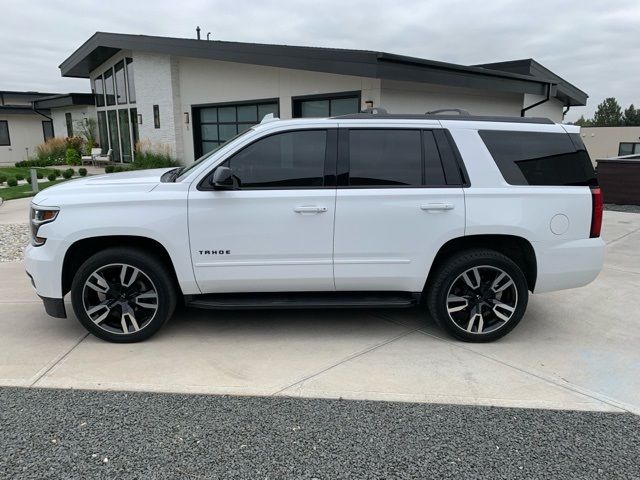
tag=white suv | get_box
[25,113,605,343]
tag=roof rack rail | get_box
[426,108,470,115]
[359,107,388,115]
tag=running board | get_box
[184,291,421,310]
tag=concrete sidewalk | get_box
[0,210,638,414]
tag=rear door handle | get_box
[294,206,328,214]
[421,203,454,211]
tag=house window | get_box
[104,68,116,106]
[0,120,10,146]
[153,105,160,129]
[97,111,108,154]
[619,142,640,156]
[292,92,360,118]
[126,58,136,103]
[114,60,127,104]
[65,113,73,137]
[193,100,279,157]
[94,75,105,107]
[42,121,54,141]
[107,110,121,162]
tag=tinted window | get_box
[126,58,136,103]
[114,60,127,104]
[94,75,105,107]
[226,130,327,188]
[104,68,115,106]
[423,131,446,185]
[479,130,596,186]
[42,121,54,141]
[0,121,10,145]
[349,129,422,186]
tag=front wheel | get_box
[426,249,529,342]
[70,247,177,343]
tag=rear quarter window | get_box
[478,130,597,186]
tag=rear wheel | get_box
[70,248,177,343]
[427,249,528,342]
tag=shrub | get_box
[62,169,74,179]
[131,140,180,170]
[53,169,61,178]
[113,166,127,173]
[105,165,115,173]
[15,174,25,181]
[65,148,81,166]
[7,177,18,187]
[47,173,57,181]
[65,136,84,154]
[36,171,44,179]
[79,168,88,177]
[0,175,6,184]
[35,137,67,165]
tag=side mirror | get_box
[210,166,236,190]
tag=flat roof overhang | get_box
[33,93,95,109]
[60,32,587,106]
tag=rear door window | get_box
[348,129,423,186]
[479,130,596,186]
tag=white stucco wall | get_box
[581,126,640,159]
[50,105,97,140]
[522,94,564,122]
[380,80,524,117]
[175,57,381,162]
[0,114,48,165]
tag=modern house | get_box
[55,32,589,165]
[0,90,94,165]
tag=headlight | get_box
[30,206,59,246]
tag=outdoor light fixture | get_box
[184,112,190,124]
[137,114,143,125]
[365,100,374,109]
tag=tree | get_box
[623,104,640,126]
[592,97,623,126]
[74,118,98,154]
[574,115,593,127]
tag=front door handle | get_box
[421,203,454,211]
[294,206,328,214]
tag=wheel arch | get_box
[62,235,182,297]
[425,234,537,293]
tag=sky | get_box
[1,0,638,121]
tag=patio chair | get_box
[81,148,102,166]
[93,149,113,167]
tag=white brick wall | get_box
[134,53,181,158]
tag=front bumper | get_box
[25,239,68,318]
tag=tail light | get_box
[590,187,603,238]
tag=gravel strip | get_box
[0,223,28,262]
[605,204,640,214]
[1,388,638,479]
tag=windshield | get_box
[176,128,255,180]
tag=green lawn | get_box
[0,166,57,179]
[0,179,68,201]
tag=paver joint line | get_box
[29,333,89,388]
[273,327,420,397]
[415,327,639,416]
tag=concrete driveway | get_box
[1,204,639,415]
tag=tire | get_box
[70,247,177,343]
[426,249,529,342]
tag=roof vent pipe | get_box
[196,26,201,40]
[207,32,211,41]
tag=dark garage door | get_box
[193,100,279,158]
